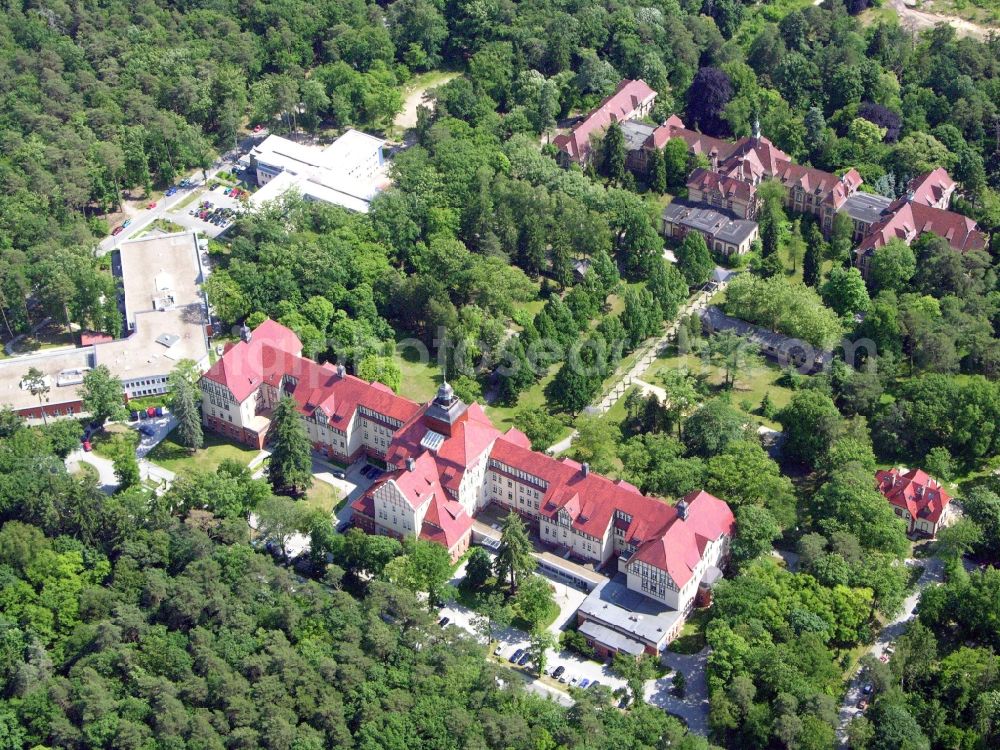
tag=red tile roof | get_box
[553,79,656,162]
[876,467,951,525]
[687,168,755,204]
[906,168,956,209]
[490,436,684,549]
[856,200,986,256]
[766,161,858,209]
[630,491,734,588]
[649,121,736,160]
[422,493,474,551]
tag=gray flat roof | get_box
[663,201,758,246]
[621,121,654,151]
[699,306,832,367]
[577,575,681,648]
[579,620,646,656]
[842,192,892,224]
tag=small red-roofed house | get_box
[876,467,953,537]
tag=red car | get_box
[253,124,263,133]
[147,201,157,208]
[112,225,125,236]
[82,440,92,452]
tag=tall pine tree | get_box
[602,122,626,184]
[647,147,667,194]
[170,377,204,451]
[268,395,313,497]
[803,239,822,287]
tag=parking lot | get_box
[166,183,247,238]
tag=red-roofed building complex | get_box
[853,190,986,277]
[876,467,953,538]
[202,319,735,631]
[653,116,862,232]
[553,79,656,167]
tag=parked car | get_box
[253,124,263,133]
[558,674,567,684]
[617,696,630,709]
[129,410,139,421]
[122,218,132,228]
[857,698,868,711]
[589,681,600,689]
[331,468,346,479]
[112,225,125,236]
[335,520,351,533]
[155,406,164,417]
[517,652,530,666]
[862,684,873,695]
[569,677,578,686]
[552,665,565,679]
[147,201,157,208]
[146,406,157,417]
[165,187,177,196]
[138,424,156,437]
[494,645,503,656]
[82,440,92,452]
[438,617,450,628]
[509,649,524,664]
[578,679,590,689]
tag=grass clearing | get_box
[303,479,342,515]
[148,432,259,474]
[89,423,132,459]
[646,344,796,429]
[485,363,572,440]
[393,337,442,404]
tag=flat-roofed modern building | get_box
[247,130,390,213]
[0,231,210,421]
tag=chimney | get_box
[676,499,689,520]
[406,457,415,472]
[581,462,589,477]
[336,364,345,377]
[239,322,252,343]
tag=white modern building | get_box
[246,130,390,213]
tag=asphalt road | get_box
[836,557,944,743]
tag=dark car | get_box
[336,520,351,533]
[438,616,450,628]
[331,468,346,479]
[552,665,565,679]
[130,410,139,421]
[517,652,531,666]
[589,681,600,689]
[617,697,630,709]
[509,649,524,663]
[862,683,873,695]
[138,424,156,437]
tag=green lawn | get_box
[393,336,442,404]
[88,423,132,459]
[148,432,259,474]
[645,344,796,429]
[485,363,572,439]
[303,479,342,515]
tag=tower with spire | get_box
[423,371,468,436]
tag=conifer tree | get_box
[268,395,313,496]
[170,377,203,451]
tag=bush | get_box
[88,217,110,237]
[560,628,595,659]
